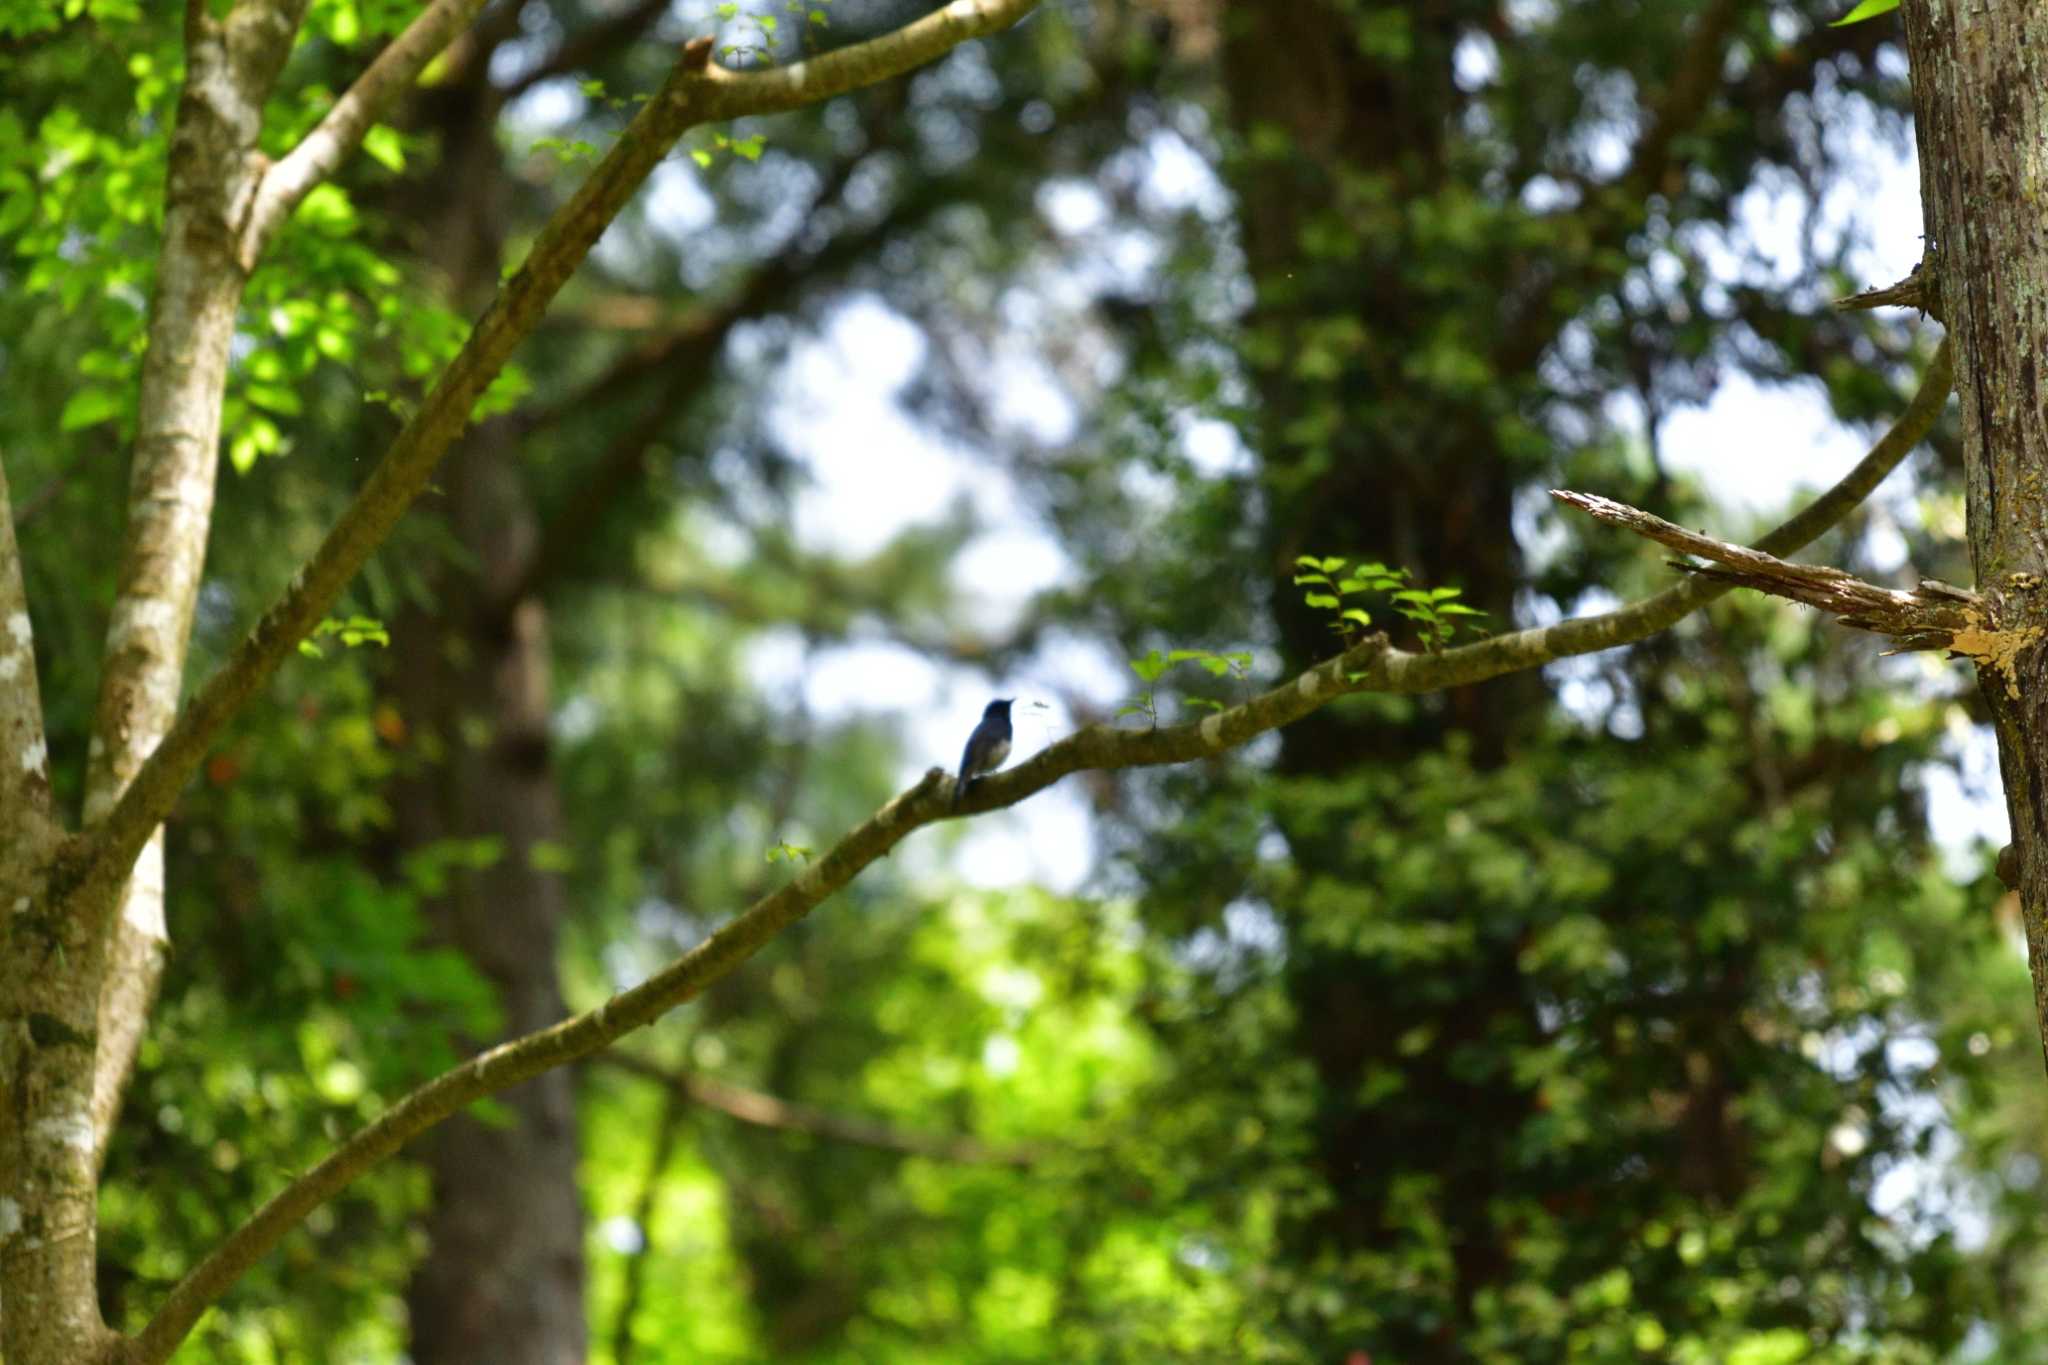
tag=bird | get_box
[953,698,1014,810]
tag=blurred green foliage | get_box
[5,0,2047,1361]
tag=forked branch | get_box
[85,0,1045,908]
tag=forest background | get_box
[3,0,2045,1361]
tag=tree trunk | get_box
[1901,0,2048,1068]
[1218,5,1544,1351]
[387,91,588,1365]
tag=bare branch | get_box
[695,0,1038,121]
[601,1052,1040,1166]
[1834,263,1935,318]
[1552,487,1981,645]
[241,0,494,265]
[85,0,1046,917]
[1355,336,1952,693]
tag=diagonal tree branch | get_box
[1553,488,1981,633]
[240,0,494,266]
[502,122,925,610]
[1358,336,1952,693]
[123,330,1945,1360]
[83,0,1046,911]
[1552,486,2036,687]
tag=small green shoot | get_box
[299,615,391,660]
[1293,555,1486,652]
[1120,647,1253,725]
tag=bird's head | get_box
[986,698,1014,718]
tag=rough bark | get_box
[1900,0,2048,1069]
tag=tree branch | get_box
[122,329,1943,1358]
[692,0,1034,122]
[1553,487,1982,642]
[78,0,316,1190]
[503,122,920,608]
[1356,336,1952,693]
[127,623,1373,1362]
[240,0,494,266]
[83,0,1046,916]
[1834,262,1936,319]
[601,1052,1041,1166]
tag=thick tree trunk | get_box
[1901,0,2048,1068]
[1218,5,1543,1351]
[388,89,588,1365]
[2,6,308,1358]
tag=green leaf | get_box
[243,382,303,416]
[59,386,124,430]
[1304,593,1340,610]
[691,148,713,168]
[1341,608,1372,627]
[1830,0,1898,25]
[730,134,766,161]
[1168,649,1231,677]
[1129,650,1170,683]
[1184,697,1225,712]
[362,124,405,172]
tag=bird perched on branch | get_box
[953,699,1014,810]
